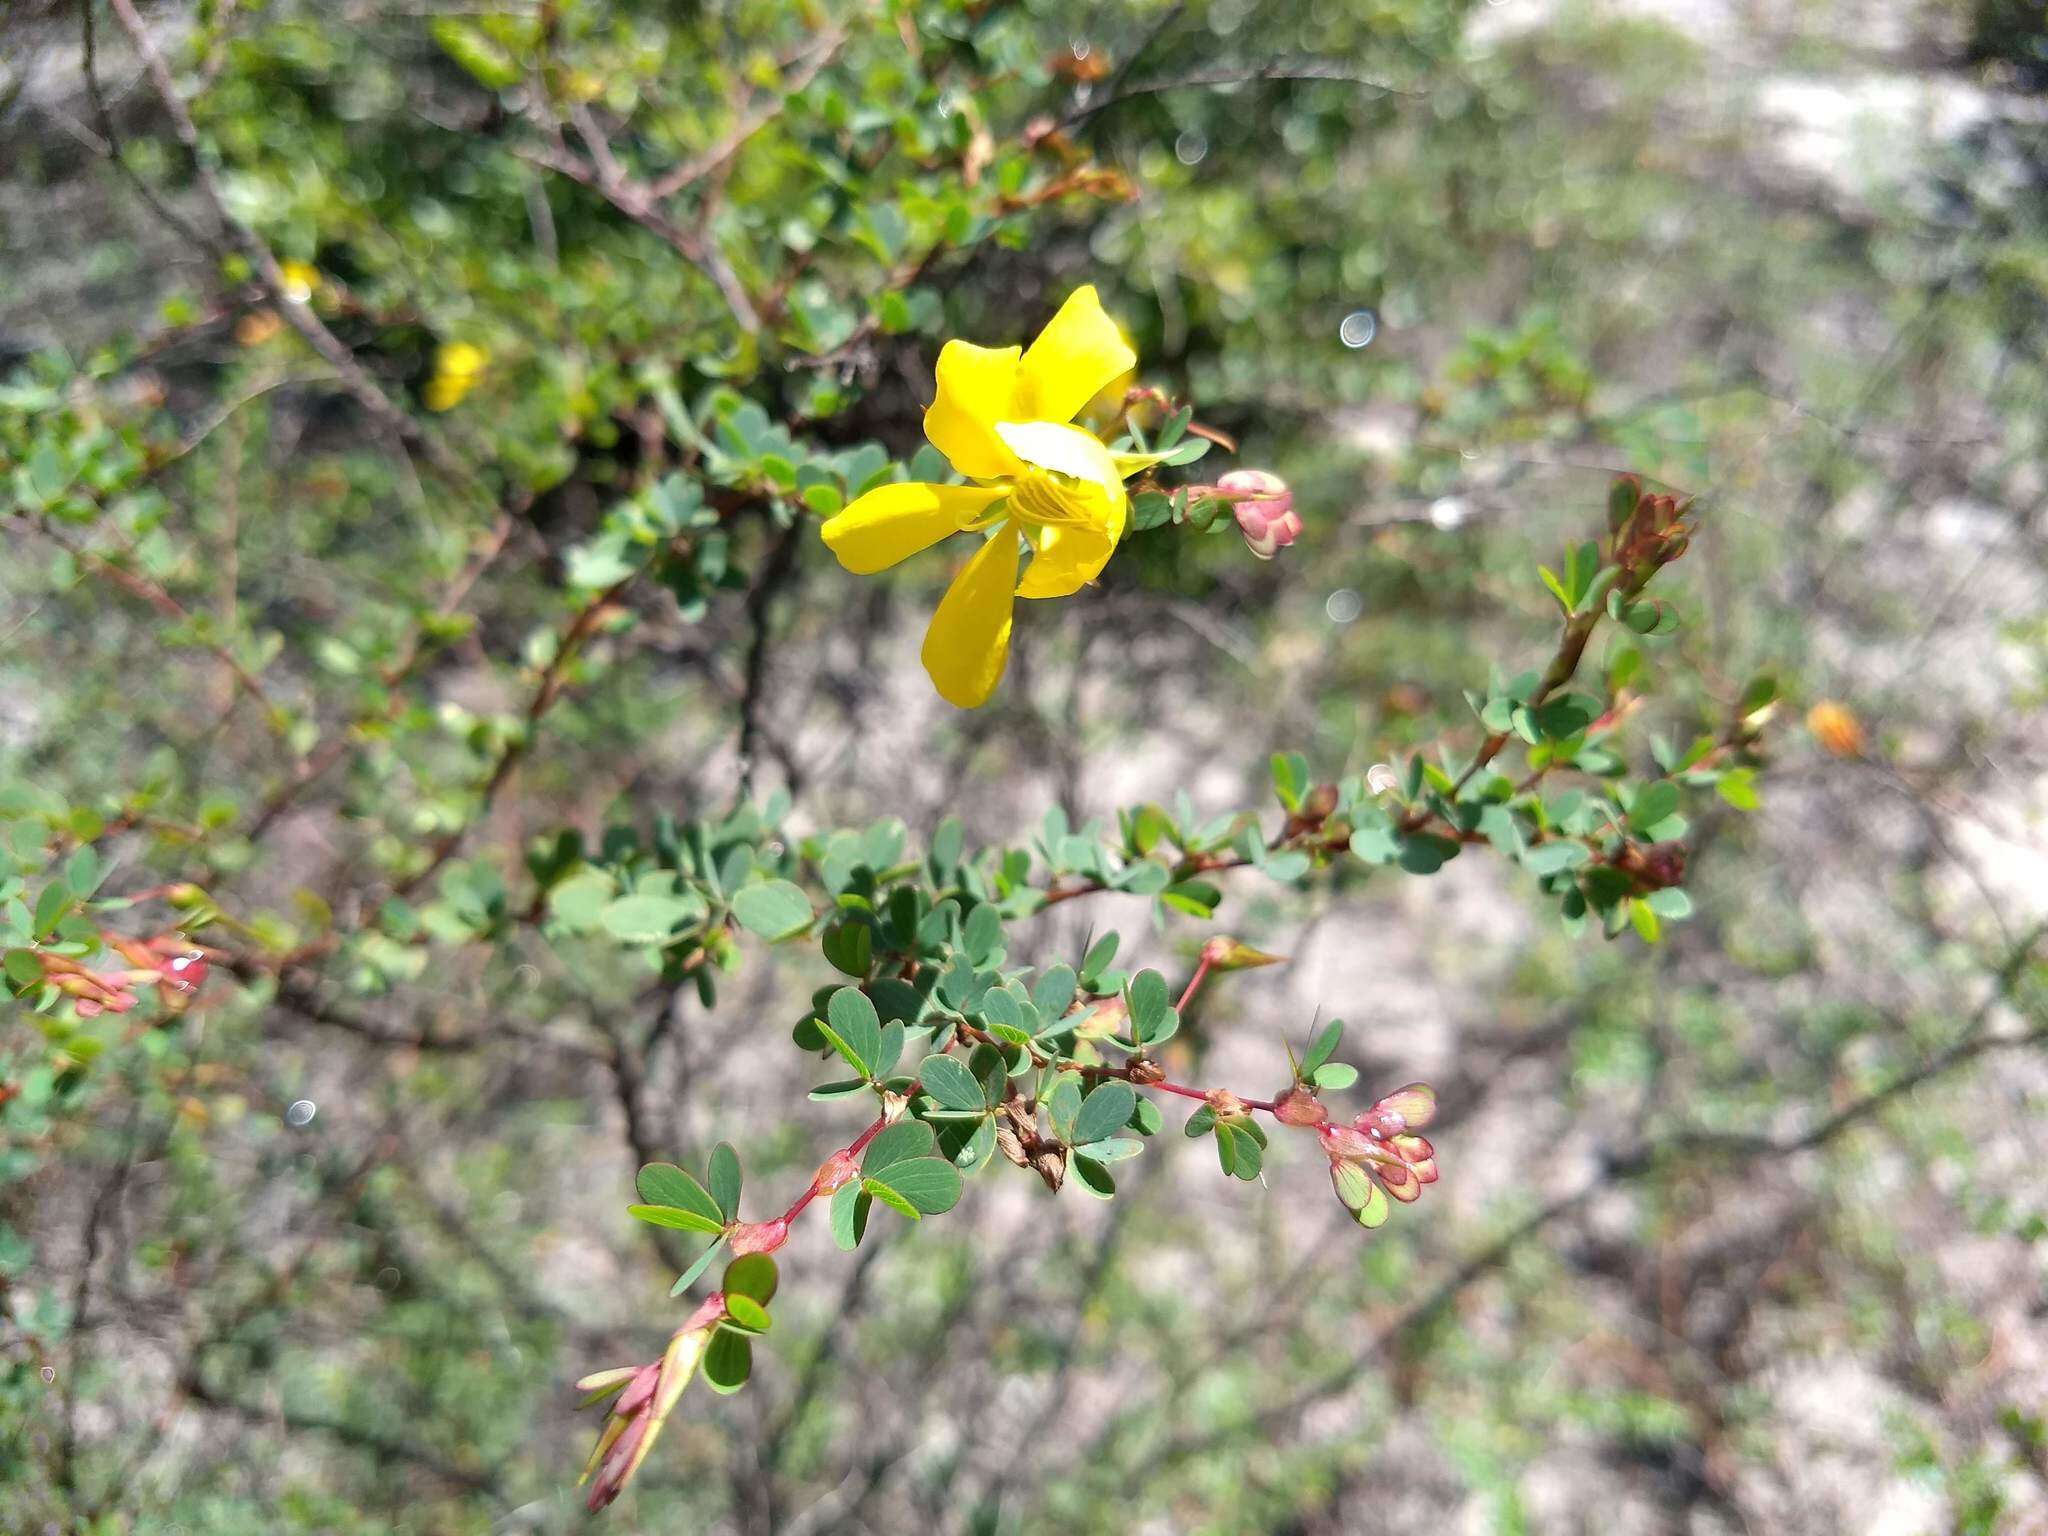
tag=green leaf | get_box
[637,1163,725,1226]
[707,1143,742,1221]
[723,1294,772,1334]
[1126,970,1173,1043]
[1716,768,1760,811]
[731,879,814,940]
[1627,782,1681,833]
[627,1203,726,1234]
[1532,693,1599,740]
[822,919,872,977]
[600,891,705,945]
[669,1237,727,1296]
[808,1078,869,1101]
[1215,1120,1264,1180]
[1071,1155,1116,1199]
[828,1182,870,1250]
[1270,751,1309,811]
[1629,900,1661,943]
[861,1176,920,1220]
[862,1119,936,1172]
[1043,1076,1083,1142]
[951,1116,998,1174]
[702,1329,751,1393]
[1070,1081,1136,1146]
[1396,834,1459,875]
[1312,1062,1358,1090]
[866,1155,962,1216]
[546,870,615,932]
[1031,963,1078,1022]
[822,986,883,1078]
[1644,887,1693,920]
[64,845,101,899]
[1079,932,1120,983]
[721,1253,779,1305]
[1159,879,1221,917]
[918,1054,987,1113]
[1300,1018,1343,1078]
[1183,1105,1217,1137]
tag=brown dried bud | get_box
[1206,1090,1247,1120]
[1125,1058,1166,1086]
[995,1122,1031,1172]
[1609,840,1687,893]
[1029,1146,1069,1192]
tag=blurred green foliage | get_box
[4,0,2048,1532]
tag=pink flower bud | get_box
[726,1219,788,1256]
[1273,1086,1328,1127]
[1353,1106,1404,1139]
[160,952,208,994]
[1316,1122,1376,1162]
[811,1150,860,1197]
[1219,470,1301,559]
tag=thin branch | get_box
[105,0,467,482]
[510,138,761,333]
[17,514,281,725]
[643,25,847,199]
[80,0,221,255]
[393,571,637,898]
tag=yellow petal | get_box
[921,528,1021,708]
[992,421,1128,588]
[922,341,1023,480]
[820,482,1009,574]
[1012,285,1136,424]
[993,419,1123,499]
[1017,521,1115,599]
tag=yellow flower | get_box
[819,286,1141,708]
[277,261,320,305]
[424,341,489,412]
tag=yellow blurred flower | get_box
[277,260,319,305]
[1806,700,1863,757]
[819,286,1143,708]
[424,341,489,412]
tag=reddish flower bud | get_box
[1377,1160,1422,1202]
[159,952,208,994]
[726,1219,788,1256]
[1199,935,1286,972]
[578,1293,725,1510]
[1273,1086,1329,1127]
[1364,1083,1437,1133]
[1317,1122,1376,1162]
[1219,470,1301,558]
[811,1150,859,1197]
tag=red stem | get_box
[776,1113,887,1227]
